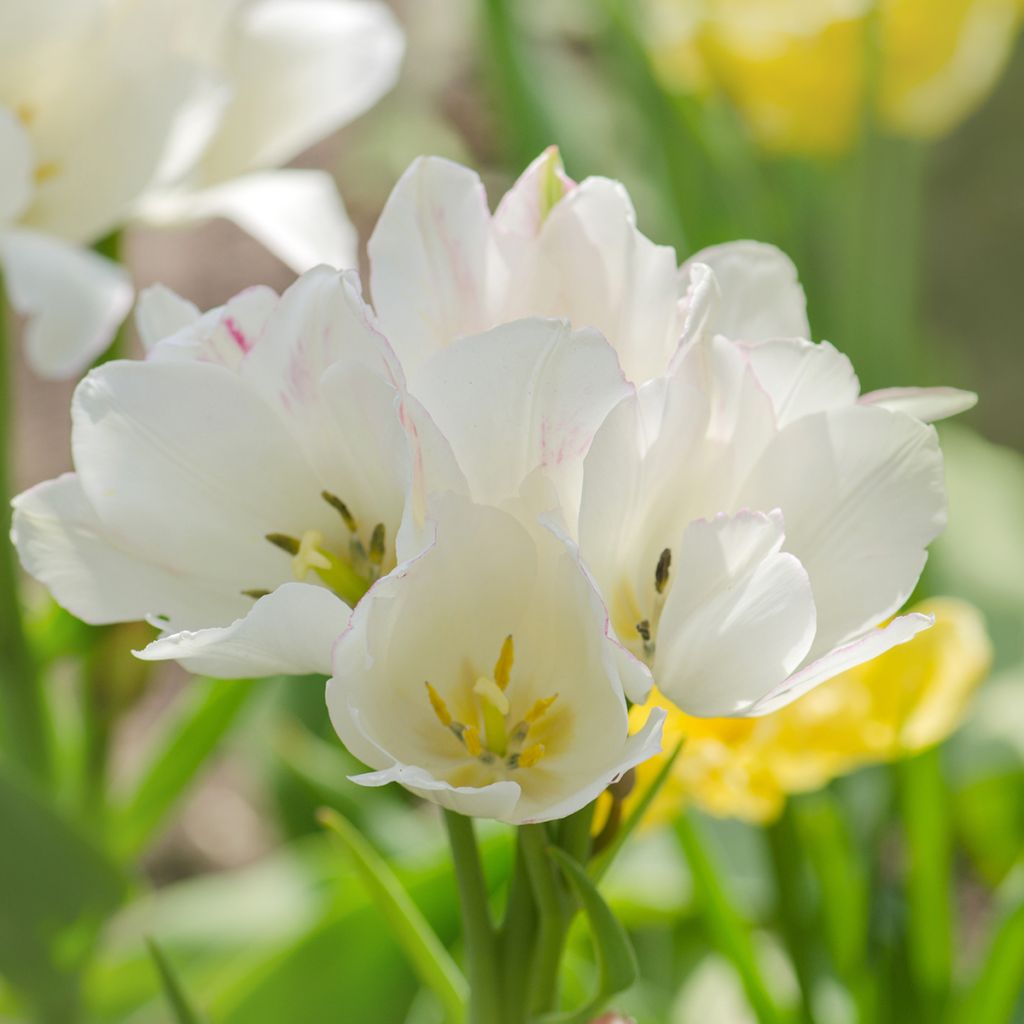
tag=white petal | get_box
[368,156,497,371]
[411,317,629,514]
[521,177,683,384]
[135,284,201,351]
[858,386,978,423]
[738,405,946,656]
[71,359,331,590]
[0,106,34,223]
[741,337,860,427]
[747,613,935,716]
[138,170,357,273]
[491,145,575,238]
[0,229,132,378]
[136,582,350,677]
[683,241,810,342]
[11,473,241,629]
[198,0,404,181]
[655,510,817,716]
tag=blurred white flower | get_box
[327,494,664,824]
[0,0,403,377]
[12,267,456,678]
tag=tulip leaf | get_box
[113,677,258,858]
[542,846,638,1023]
[589,739,684,883]
[146,938,207,1024]
[0,765,124,1019]
[317,807,468,1024]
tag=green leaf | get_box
[146,938,207,1024]
[113,678,258,858]
[318,807,468,1024]
[589,739,684,884]
[0,765,124,1018]
[542,846,638,1023]
[954,872,1024,1024]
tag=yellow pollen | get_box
[34,161,60,183]
[525,693,559,724]
[493,634,514,690]
[463,724,483,758]
[425,682,452,727]
[518,743,546,768]
[292,529,331,579]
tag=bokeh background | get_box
[6,2,1024,1022]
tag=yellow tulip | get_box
[616,598,992,827]
[646,0,1022,154]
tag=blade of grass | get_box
[675,813,788,1024]
[146,938,206,1024]
[320,808,468,1024]
[113,678,257,858]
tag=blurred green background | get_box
[4,2,1024,1022]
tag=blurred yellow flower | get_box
[646,0,1022,154]
[616,598,992,827]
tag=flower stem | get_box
[445,811,502,1024]
[0,279,50,781]
[521,822,571,1015]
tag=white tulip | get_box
[327,495,664,824]
[12,267,459,678]
[0,0,403,377]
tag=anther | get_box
[425,682,453,727]
[463,724,484,758]
[518,743,545,768]
[267,532,300,555]
[493,634,514,691]
[368,523,386,566]
[655,548,672,594]
[242,588,271,599]
[322,491,357,532]
[524,693,558,724]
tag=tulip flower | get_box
[622,598,992,824]
[644,0,1022,155]
[0,0,403,377]
[12,267,457,677]
[327,495,664,823]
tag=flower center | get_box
[425,635,559,771]
[243,490,385,606]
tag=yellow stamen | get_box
[518,743,546,768]
[475,676,509,756]
[292,529,331,580]
[463,724,483,758]
[525,693,559,724]
[493,634,514,690]
[425,682,452,727]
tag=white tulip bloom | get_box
[0,0,403,377]
[368,147,980,427]
[577,328,961,717]
[327,495,665,824]
[12,267,457,678]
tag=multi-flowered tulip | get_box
[0,0,403,377]
[327,495,664,823]
[12,267,454,677]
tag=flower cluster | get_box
[13,148,974,824]
[0,0,403,377]
[645,0,1023,154]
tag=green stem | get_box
[674,814,788,1024]
[0,280,50,781]
[765,810,819,1024]
[521,822,571,1015]
[897,748,953,1015]
[499,836,539,1024]
[445,812,502,1024]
